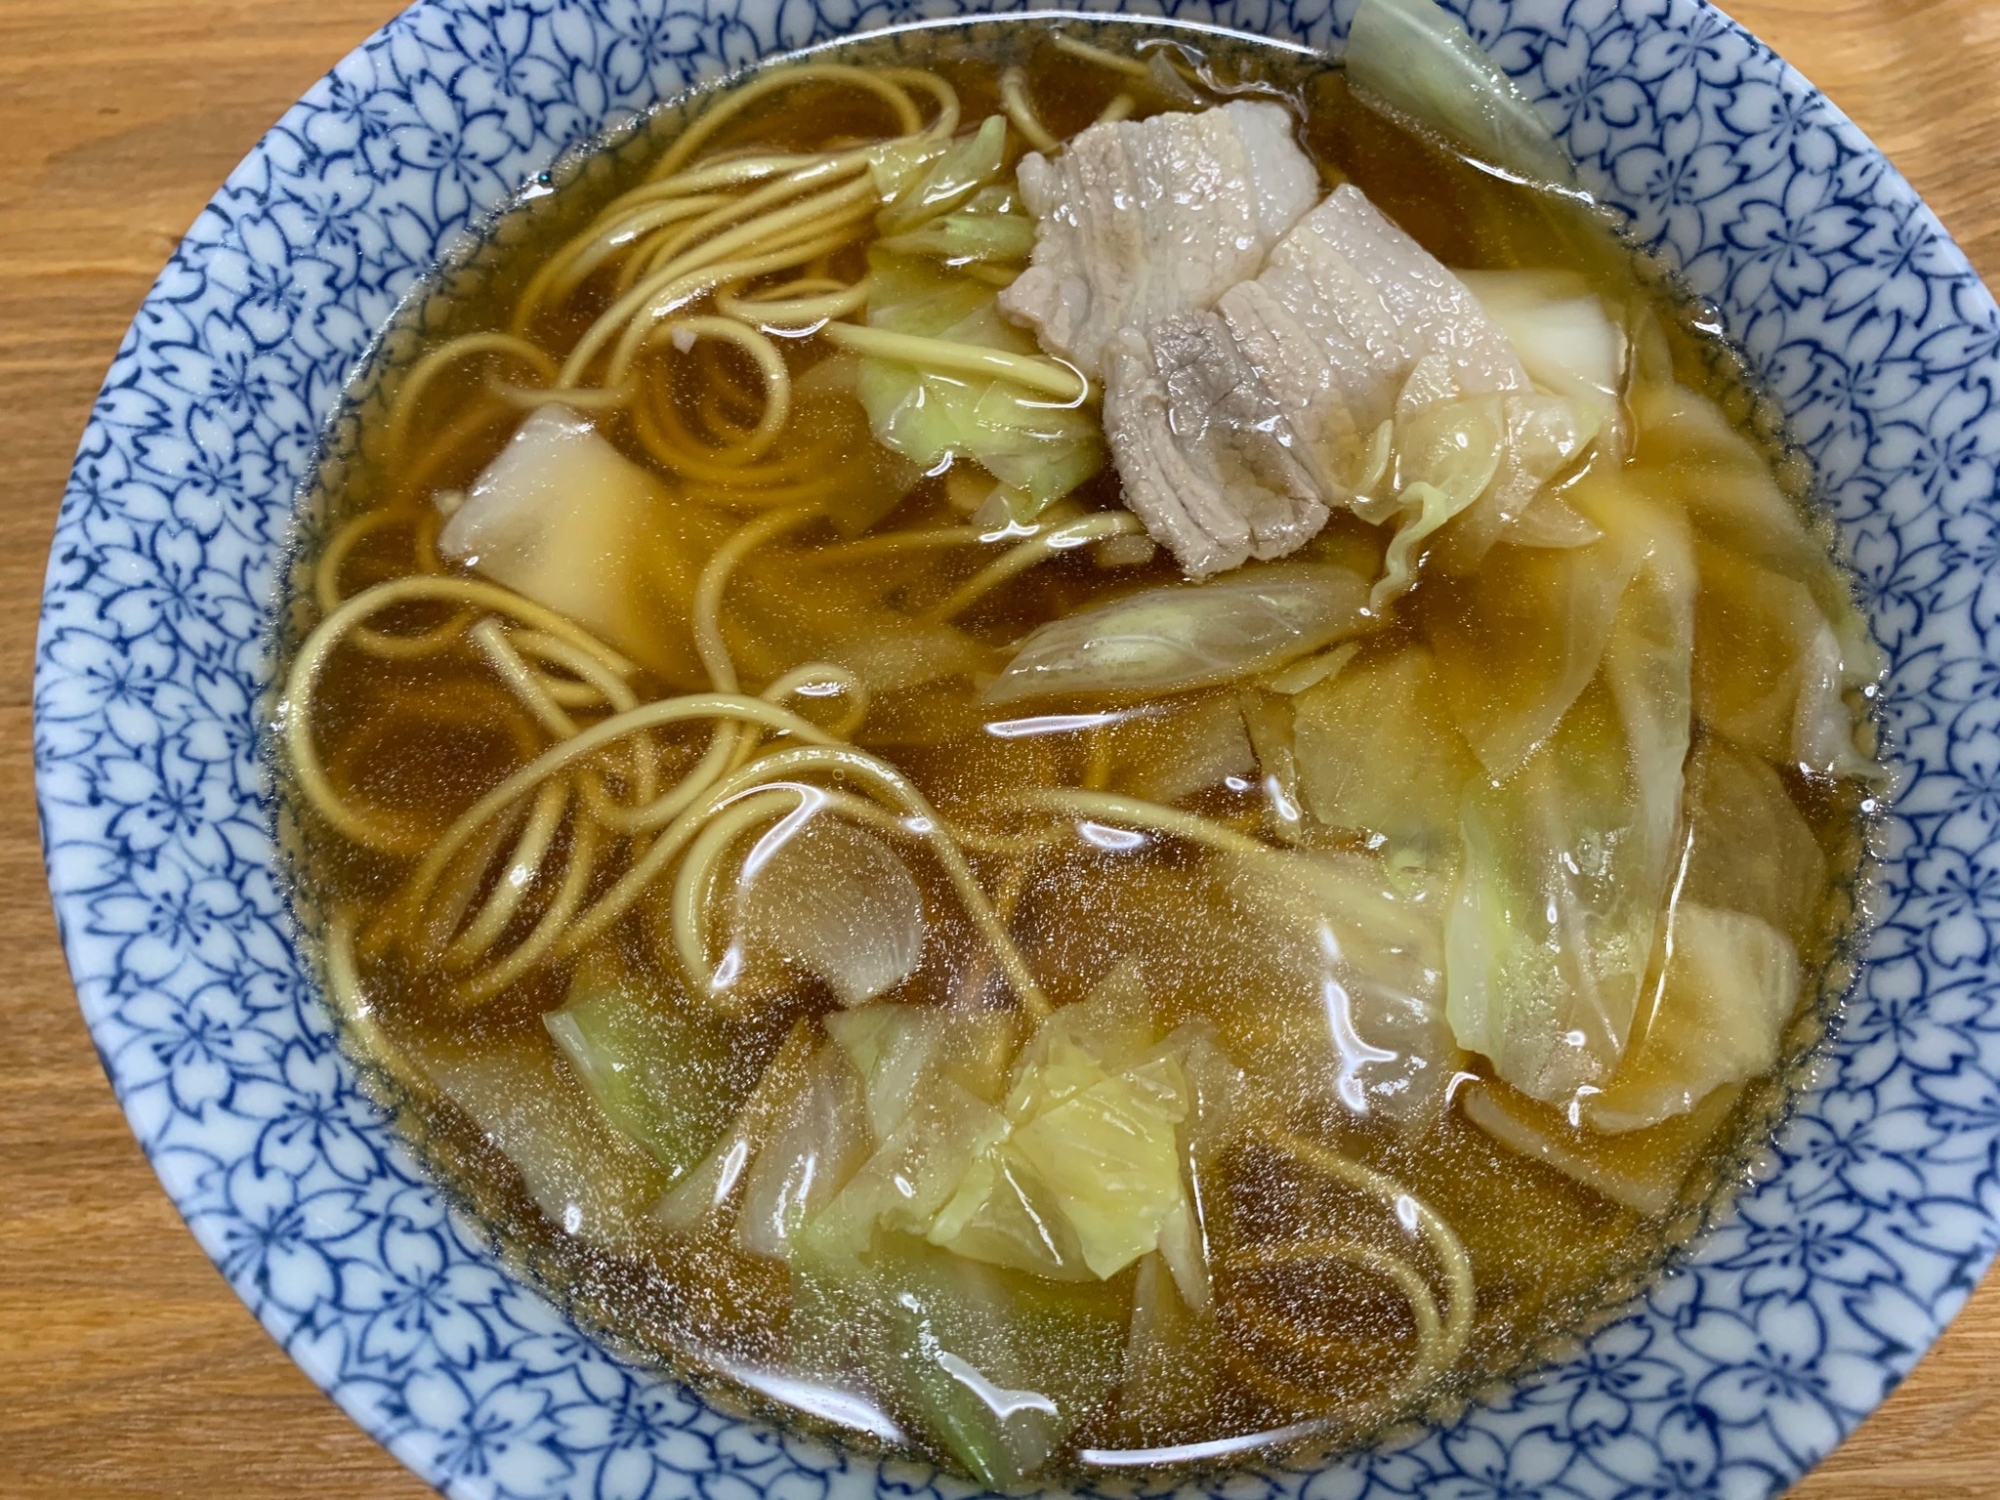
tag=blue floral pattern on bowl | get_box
[34,1,2000,1496]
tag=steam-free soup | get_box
[275,8,1880,1484]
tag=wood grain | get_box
[0,1,1994,1495]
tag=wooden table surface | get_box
[2,1,1998,1495]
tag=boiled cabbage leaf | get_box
[1121,1251,1217,1435]
[785,981,1229,1314]
[1443,495,1695,1104]
[1421,483,1649,778]
[1692,540,1877,778]
[1221,846,1461,1126]
[983,563,1374,704]
[1460,1075,1739,1217]
[654,1020,819,1231]
[1291,643,1478,862]
[804,1008,1017,1256]
[1344,0,1575,188]
[736,1039,874,1259]
[788,1226,1126,1487]
[1625,322,1882,721]
[879,115,1008,235]
[1584,903,1799,1133]
[857,250,1105,519]
[1461,269,1626,447]
[1680,734,1828,946]
[1389,376,1593,591]
[878,185,1037,263]
[934,999,1204,1289]
[437,403,732,685]
[544,959,783,1184]
[730,814,926,1008]
[410,1024,668,1251]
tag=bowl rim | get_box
[34,1,2000,1497]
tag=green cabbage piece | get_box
[878,186,1037,263]
[1460,269,1627,445]
[1626,319,1882,711]
[1292,643,1477,863]
[1692,540,1879,779]
[1443,494,1695,1104]
[788,1227,1126,1486]
[1218,846,1461,1127]
[865,134,950,200]
[543,960,777,1184]
[935,1011,1195,1284]
[1421,475,1650,778]
[879,115,1009,235]
[1344,0,1575,188]
[1680,735,1828,947]
[856,251,1105,517]
[983,563,1374,704]
[410,1024,668,1251]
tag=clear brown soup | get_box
[275,15,1878,1484]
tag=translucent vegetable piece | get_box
[1343,0,1575,188]
[857,251,1106,518]
[986,1047,1190,1280]
[1422,490,1649,778]
[1111,692,1257,805]
[1460,1077,1739,1216]
[1681,735,1828,947]
[788,1228,1126,1486]
[865,133,949,199]
[437,403,730,683]
[1585,904,1800,1133]
[732,814,926,1007]
[544,961,780,1183]
[807,1006,1019,1256]
[1445,494,1694,1103]
[1120,1251,1216,1437]
[878,206,1037,263]
[1221,847,1460,1126]
[408,1025,668,1251]
[983,563,1374,704]
[798,981,1225,1310]
[1460,269,1627,447]
[1692,540,1874,778]
[1422,388,1596,577]
[880,115,1008,235]
[654,1021,819,1232]
[1625,340,1881,706]
[736,1041,873,1258]
[1292,643,1476,861]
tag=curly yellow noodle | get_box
[444,776,571,969]
[821,321,1089,402]
[647,64,923,183]
[925,511,1142,620]
[385,332,560,464]
[284,575,636,853]
[999,67,1060,153]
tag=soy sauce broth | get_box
[273,15,1880,1481]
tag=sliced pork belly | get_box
[1101,317,1329,577]
[1213,185,1530,479]
[1101,185,1537,574]
[998,100,1320,377]
[1002,103,1576,579]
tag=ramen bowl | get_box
[34,0,2000,1495]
